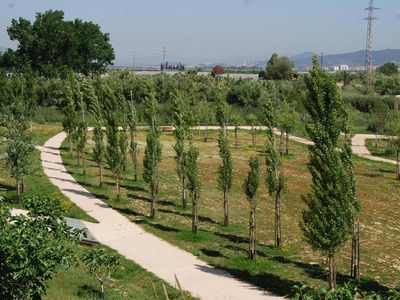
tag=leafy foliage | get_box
[82,248,122,300]
[2,10,115,76]
[0,196,83,299]
[243,155,260,259]
[300,55,359,289]
[266,53,294,80]
[377,62,399,76]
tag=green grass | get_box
[365,138,399,161]
[0,123,97,223]
[44,244,197,300]
[60,128,400,296]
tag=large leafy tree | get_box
[377,62,399,76]
[265,53,294,80]
[0,196,83,299]
[2,10,115,76]
[300,56,359,289]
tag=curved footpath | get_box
[36,128,394,300]
[38,131,282,300]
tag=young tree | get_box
[300,56,360,289]
[82,248,121,300]
[196,99,213,142]
[246,113,258,146]
[172,92,191,208]
[243,155,260,259]
[119,97,129,172]
[62,86,78,157]
[185,139,201,234]
[277,101,299,155]
[230,113,244,147]
[76,121,87,175]
[264,99,286,248]
[104,85,123,200]
[128,89,139,182]
[143,91,162,218]
[0,96,37,203]
[0,196,83,299]
[90,91,105,188]
[215,89,230,138]
[217,130,233,227]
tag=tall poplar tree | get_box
[90,88,105,188]
[143,91,162,218]
[128,89,138,182]
[300,56,359,289]
[243,155,260,259]
[185,139,201,234]
[172,92,191,208]
[217,130,233,227]
[104,85,122,200]
[264,99,286,248]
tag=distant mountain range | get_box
[293,49,400,69]
[1,46,399,70]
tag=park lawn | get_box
[0,123,97,222]
[365,138,399,162]
[44,244,197,300]
[61,128,400,296]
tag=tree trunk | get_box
[17,180,21,205]
[286,132,289,155]
[182,175,187,208]
[192,191,198,234]
[275,193,281,248]
[30,118,32,134]
[328,250,337,290]
[99,165,103,188]
[77,149,80,165]
[134,151,138,182]
[150,188,157,218]
[198,120,201,136]
[235,126,238,147]
[279,132,284,156]
[223,122,227,139]
[22,177,25,193]
[115,172,120,200]
[252,126,255,146]
[351,217,360,281]
[83,145,86,175]
[68,132,73,157]
[223,188,229,227]
[397,150,400,180]
[100,281,104,300]
[204,124,208,142]
[249,206,256,260]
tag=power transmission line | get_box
[364,0,379,86]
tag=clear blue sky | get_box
[1,0,399,65]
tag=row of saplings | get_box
[62,59,396,298]
[63,80,286,258]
